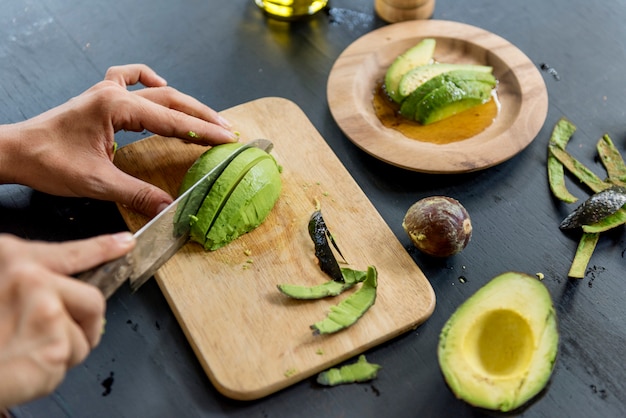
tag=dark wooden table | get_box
[2,0,625,416]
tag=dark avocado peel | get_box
[547,117,626,277]
[278,210,378,335]
[308,210,346,282]
[177,142,282,251]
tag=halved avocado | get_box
[384,38,436,104]
[438,272,559,412]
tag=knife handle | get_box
[76,255,133,299]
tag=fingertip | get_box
[216,115,233,129]
[156,201,170,214]
[111,231,135,248]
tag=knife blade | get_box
[77,138,274,298]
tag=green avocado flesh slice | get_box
[310,266,378,335]
[175,143,245,232]
[384,38,436,104]
[189,148,270,244]
[400,70,496,125]
[277,268,367,300]
[178,143,281,251]
[398,63,493,99]
[203,156,282,250]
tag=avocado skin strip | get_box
[582,209,626,233]
[277,268,367,300]
[547,118,578,203]
[308,210,344,282]
[568,232,600,279]
[597,134,626,185]
[316,355,381,386]
[310,266,378,335]
[548,145,610,194]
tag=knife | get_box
[77,138,274,298]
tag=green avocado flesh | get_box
[178,143,282,251]
[317,355,381,386]
[398,63,493,100]
[384,38,436,104]
[438,272,559,412]
[400,70,496,125]
[311,265,377,335]
[277,268,367,300]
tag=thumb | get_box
[101,169,173,217]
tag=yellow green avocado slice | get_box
[203,155,282,250]
[178,143,282,251]
[400,70,496,125]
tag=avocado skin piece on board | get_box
[437,272,559,412]
[178,143,282,250]
[400,70,496,125]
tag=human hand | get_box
[0,232,135,409]
[0,64,238,217]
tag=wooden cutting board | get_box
[113,97,436,400]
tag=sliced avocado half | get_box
[438,272,559,412]
[175,143,246,232]
[384,38,436,104]
[178,143,282,250]
[204,156,282,250]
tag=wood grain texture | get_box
[112,97,436,400]
[375,0,435,23]
[326,20,548,173]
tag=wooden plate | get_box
[327,20,548,173]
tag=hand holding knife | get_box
[77,139,273,298]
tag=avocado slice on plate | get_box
[384,38,436,104]
[400,70,496,125]
[398,63,493,100]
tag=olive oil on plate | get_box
[372,82,500,145]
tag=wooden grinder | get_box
[375,0,435,22]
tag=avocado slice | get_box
[398,63,493,100]
[384,38,436,104]
[178,143,282,250]
[203,155,282,250]
[190,148,275,246]
[438,272,559,412]
[175,143,247,232]
[400,70,496,125]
